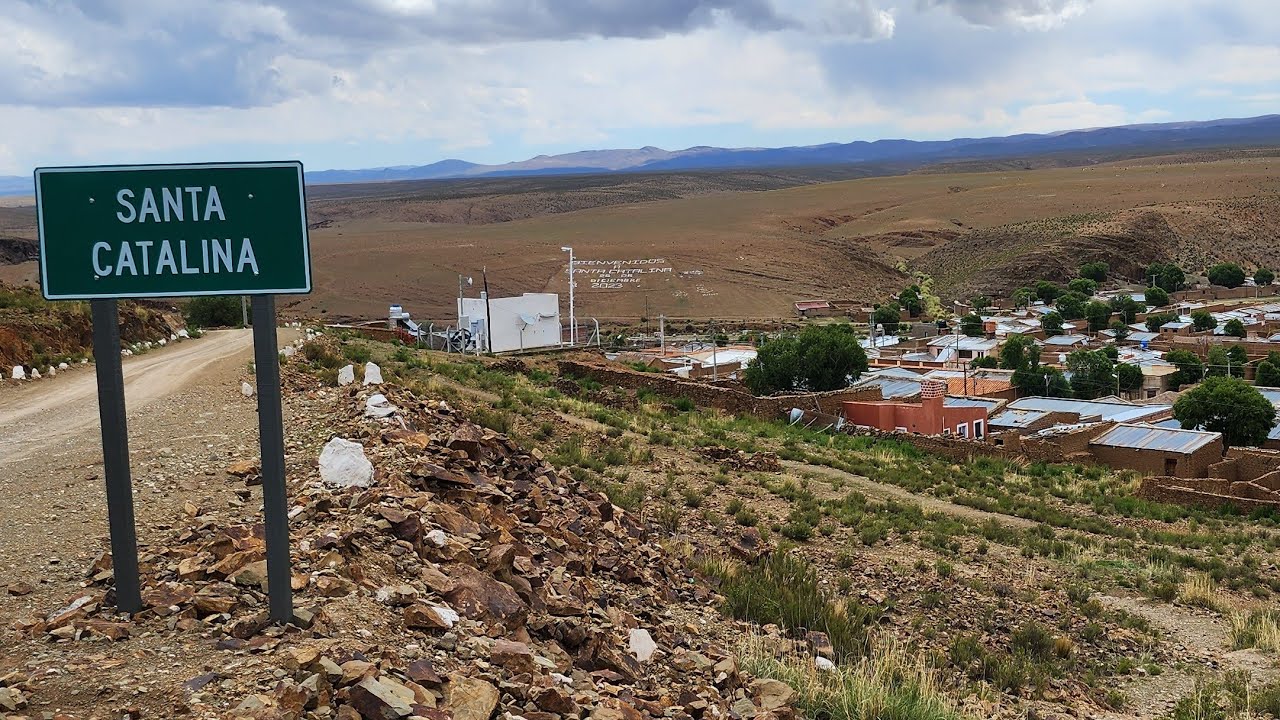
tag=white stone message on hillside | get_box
[575,258,673,289]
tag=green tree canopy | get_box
[744,324,869,395]
[1068,278,1098,296]
[1144,286,1169,308]
[1067,349,1117,400]
[1042,312,1064,337]
[1013,364,1072,398]
[898,287,923,318]
[1146,262,1186,293]
[1256,360,1280,388]
[1079,261,1108,282]
[1191,310,1217,332]
[971,295,992,312]
[1109,320,1131,342]
[960,313,985,337]
[1174,376,1276,448]
[970,355,998,369]
[1224,318,1246,338]
[1013,287,1035,309]
[1084,300,1112,331]
[1207,262,1246,288]
[872,302,901,333]
[1228,345,1248,372]
[1117,363,1144,394]
[1145,313,1178,333]
[1256,268,1275,287]
[1034,280,1062,302]
[1206,346,1233,378]
[1165,349,1204,388]
[1055,291,1088,320]
[1000,334,1037,371]
[1109,295,1144,324]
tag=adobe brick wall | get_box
[1223,448,1280,482]
[1138,476,1280,512]
[557,361,882,418]
[1088,436,1222,478]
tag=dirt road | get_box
[0,330,255,464]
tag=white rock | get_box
[57,362,69,371]
[281,345,296,358]
[178,329,190,339]
[629,628,657,662]
[11,366,25,380]
[429,605,459,629]
[30,368,41,379]
[241,382,255,397]
[815,656,836,672]
[318,437,374,489]
[363,362,383,386]
[158,338,166,346]
[170,333,178,341]
[121,349,132,357]
[46,367,55,377]
[426,529,448,548]
[551,673,574,686]
[81,359,88,364]
[364,393,397,418]
[144,342,152,349]
[337,365,356,386]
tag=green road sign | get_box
[35,161,311,299]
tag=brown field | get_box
[3,151,1278,323]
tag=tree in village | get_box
[1110,295,1144,324]
[1035,280,1063,302]
[1042,312,1064,337]
[1205,346,1241,378]
[1173,376,1276,448]
[1256,358,1280,388]
[1146,262,1186,293]
[898,286,923,318]
[1144,286,1169,308]
[744,324,868,395]
[1079,261,1108,282]
[1256,268,1275,287]
[1165,349,1205,388]
[1145,313,1177,333]
[971,355,999,369]
[1085,300,1112,332]
[872,302,901,333]
[1067,349,1118,400]
[960,313,985,337]
[1224,318,1246,338]
[1207,262,1247,289]
[1055,291,1089,320]
[1014,363,1073,398]
[1068,278,1098,296]
[1000,334,1037,371]
[971,296,992,312]
[1117,363,1144,395]
[1191,310,1217,332]
[1013,287,1035,309]
[1109,320,1131,342]
[1228,345,1248,374]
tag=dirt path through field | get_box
[1094,595,1279,719]
[781,459,1039,530]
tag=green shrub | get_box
[184,296,242,327]
[343,344,372,364]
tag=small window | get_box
[974,420,985,439]
[957,423,968,438]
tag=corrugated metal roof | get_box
[1044,335,1089,346]
[1091,424,1220,454]
[1006,396,1170,423]
[852,376,922,400]
[945,396,1003,411]
[988,409,1050,428]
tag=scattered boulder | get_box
[241,381,255,397]
[363,361,383,385]
[629,628,657,662]
[338,364,356,386]
[365,393,398,418]
[10,366,22,380]
[446,675,499,720]
[318,438,374,489]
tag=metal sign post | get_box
[90,299,142,613]
[35,161,310,623]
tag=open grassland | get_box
[3,150,1278,323]
[303,334,1280,717]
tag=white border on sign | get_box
[33,161,312,300]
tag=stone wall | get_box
[1089,435,1223,479]
[558,361,882,418]
[1137,476,1280,512]
[1222,447,1280,482]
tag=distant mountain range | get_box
[3,114,1279,195]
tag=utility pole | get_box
[659,314,666,355]
[560,247,576,346]
[241,296,248,328]
[711,323,719,381]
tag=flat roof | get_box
[1005,396,1171,423]
[1091,424,1220,454]
[989,408,1050,428]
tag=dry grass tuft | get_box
[1179,572,1228,612]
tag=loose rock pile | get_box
[13,366,797,719]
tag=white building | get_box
[458,293,561,353]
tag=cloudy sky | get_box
[2,0,1277,175]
